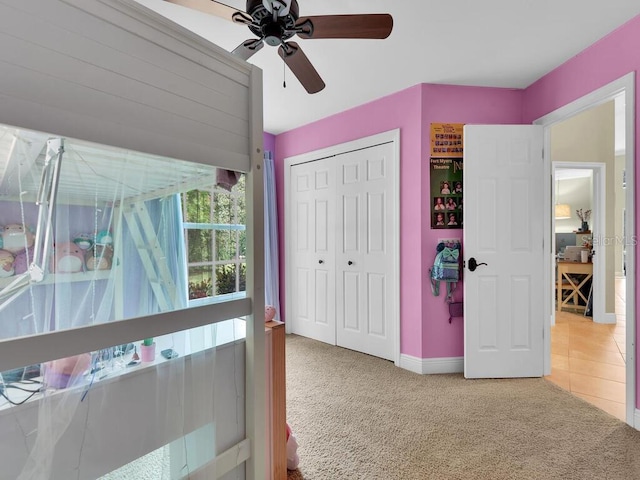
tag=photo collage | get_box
[430,123,464,229]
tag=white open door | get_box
[463,125,544,378]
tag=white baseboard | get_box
[400,354,464,375]
[594,313,617,324]
[634,409,640,431]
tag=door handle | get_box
[348,261,354,266]
[468,257,487,272]
[318,260,324,264]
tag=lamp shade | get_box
[555,204,571,219]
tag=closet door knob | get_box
[348,261,354,266]
[318,260,324,264]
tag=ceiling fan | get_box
[165,0,393,94]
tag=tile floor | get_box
[547,277,626,421]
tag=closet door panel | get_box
[314,269,330,326]
[295,267,310,321]
[290,159,336,344]
[341,194,360,253]
[367,273,386,337]
[336,158,362,342]
[341,271,361,331]
[337,143,395,360]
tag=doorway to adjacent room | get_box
[540,80,633,424]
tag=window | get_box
[183,174,246,301]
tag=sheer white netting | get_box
[0,125,246,479]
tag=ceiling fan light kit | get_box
[165,0,393,93]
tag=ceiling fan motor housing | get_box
[247,0,299,45]
[262,0,292,17]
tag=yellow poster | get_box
[430,123,464,158]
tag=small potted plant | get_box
[140,337,156,363]
[576,208,592,232]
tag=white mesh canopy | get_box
[0,124,248,479]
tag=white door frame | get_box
[552,162,606,326]
[283,129,401,366]
[535,72,636,426]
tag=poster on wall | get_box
[430,123,464,229]
[430,158,463,228]
[430,123,464,158]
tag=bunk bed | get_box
[0,1,265,478]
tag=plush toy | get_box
[95,230,113,246]
[86,244,113,271]
[54,242,85,273]
[44,353,92,389]
[286,422,300,470]
[0,249,15,277]
[265,304,276,323]
[1,224,35,254]
[73,233,94,251]
[13,246,34,275]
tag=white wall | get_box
[555,175,593,234]
[550,100,615,313]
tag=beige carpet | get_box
[285,334,640,480]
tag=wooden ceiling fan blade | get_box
[164,0,253,25]
[278,42,325,94]
[232,39,264,61]
[295,14,393,40]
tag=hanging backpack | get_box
[430,241,461,303]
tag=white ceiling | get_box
[135,0,640,135]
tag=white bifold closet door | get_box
[291,142,395,361]
[291,157,337,345]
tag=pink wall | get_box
[271,10,640,412]
[522,14,640,409]
[274,85,424,356]
[263,132,276,156]
[273,84,523,358]
[420,84,523,358]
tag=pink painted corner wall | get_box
[274,85,423,356]
[272,84,523,358]
[522,14,640,410]
[420,84,523,358]
[270,11,640,411]
[263,132,276,156]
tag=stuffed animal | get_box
[286,422,300,470]
[73,233,94,251]
[13,246,34,275]
[1,224,35,254]
[86,244,113,271]
[54,242,85,273]
[95,230,113,246]
[0,249,15,277]
[265,304,276,323]
[44,353,92,389]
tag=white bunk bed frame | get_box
[0,0,265,478]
